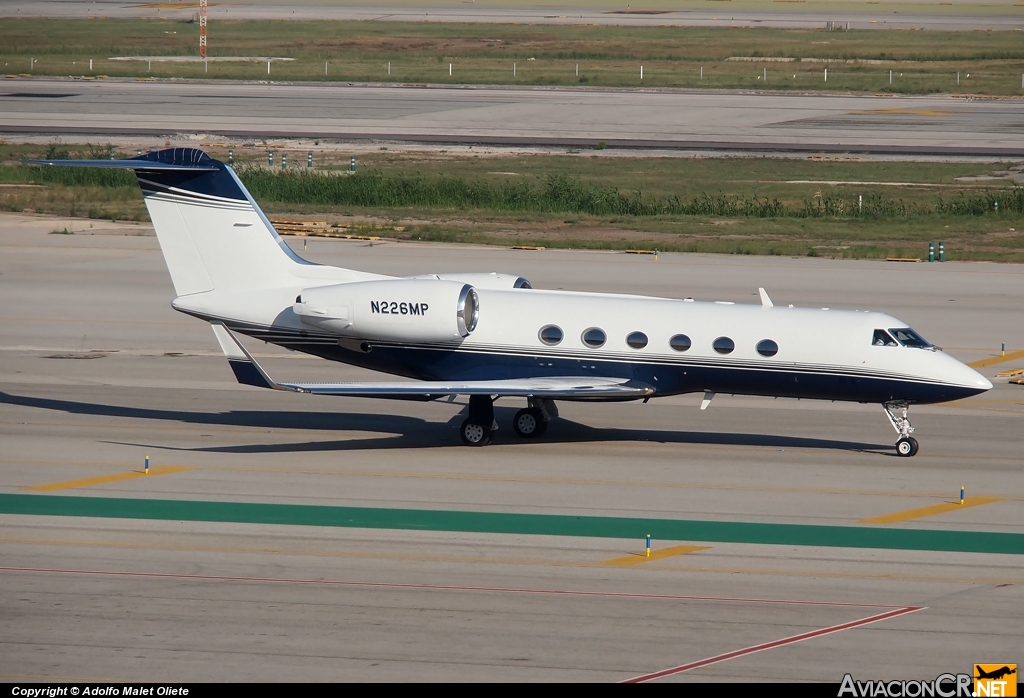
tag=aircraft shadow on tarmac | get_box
[2,390,889,455]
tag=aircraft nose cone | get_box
[977,374,993,391]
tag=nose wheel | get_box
[884,401,919,457]
[895,436,919,457]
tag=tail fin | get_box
[28,148,308,296]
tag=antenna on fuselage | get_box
[758,288,774,307]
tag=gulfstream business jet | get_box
[31,148,992,454]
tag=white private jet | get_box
[31,148,992,454]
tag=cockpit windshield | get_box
[873,329,898,347]
[888,328,933,349]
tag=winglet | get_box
[210,323,300,392]
[758,288,773,308]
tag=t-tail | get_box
[27,148,313,295]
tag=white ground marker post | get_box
[825,68,827,82]
[449,62,452,77]
[325,61,328,75]
[890,69,892,84]
[89,59,93,71]
[388,61,391,76]
[763,67,766,82]
[267,60,271,75]
[513,62,516,77]
[640,65,643,80]
[576,63,578,77]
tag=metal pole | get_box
[700,66,703,80]
[640,65,643,80]
[576,63,579,77]
[388,61,391,76]
[325,61,328,75]
[513,62,516,77]
[824,68,827,82]
[449,62,452,77]
[763,67,766,81]
[267,60,271,75]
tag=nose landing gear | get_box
[883,401,919,457]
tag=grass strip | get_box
[1,493,1021,555]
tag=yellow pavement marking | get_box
[859,496,1003,525]
[969,350,1024,368]
[601,545,709,566]
[23,466,192,492]
[3,457,1021,500]
[2,536,1021,587]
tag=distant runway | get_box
[2,0,1022,31]
[3,78,1024,155]
[0,212,1022,680]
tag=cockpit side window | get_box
[889,328,933,349]
[873,329,898,347]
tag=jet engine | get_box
[293,278,479,343]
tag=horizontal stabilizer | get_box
[211,323,654,400]
[25,148,218,171]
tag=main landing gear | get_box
[883,401,919,457]
[459,396,557,446]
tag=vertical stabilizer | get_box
[28,148,309,296]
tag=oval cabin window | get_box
[713,337,735,354]
[669,334,691,352]
[539,325,563,346]
[626,331,648,349]
[582,328,606,348]
[756,339,779,357]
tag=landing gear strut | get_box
[460,394,495,447]
[883,401,919,457]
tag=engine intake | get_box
[294,278,479,343]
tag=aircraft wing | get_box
[211,323,654,400]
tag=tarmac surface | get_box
[3,79,1024,155]
[2,0,1022,31]
[1,212,1022,681]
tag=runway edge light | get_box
[646,534,651,557]
[145,455,149,475]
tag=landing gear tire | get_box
[512,407,547,439]
[460,419,492,447]
[896,436,919,457]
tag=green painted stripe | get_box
[1,493,1021,555]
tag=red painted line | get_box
[0,565,902,609]
[621,606,924,683]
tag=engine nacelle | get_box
[293,278,479,343]
[411,272,531,290]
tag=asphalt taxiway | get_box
[4,79,1024,155]
[2,0,1022,32]
[0,213,1022,681]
